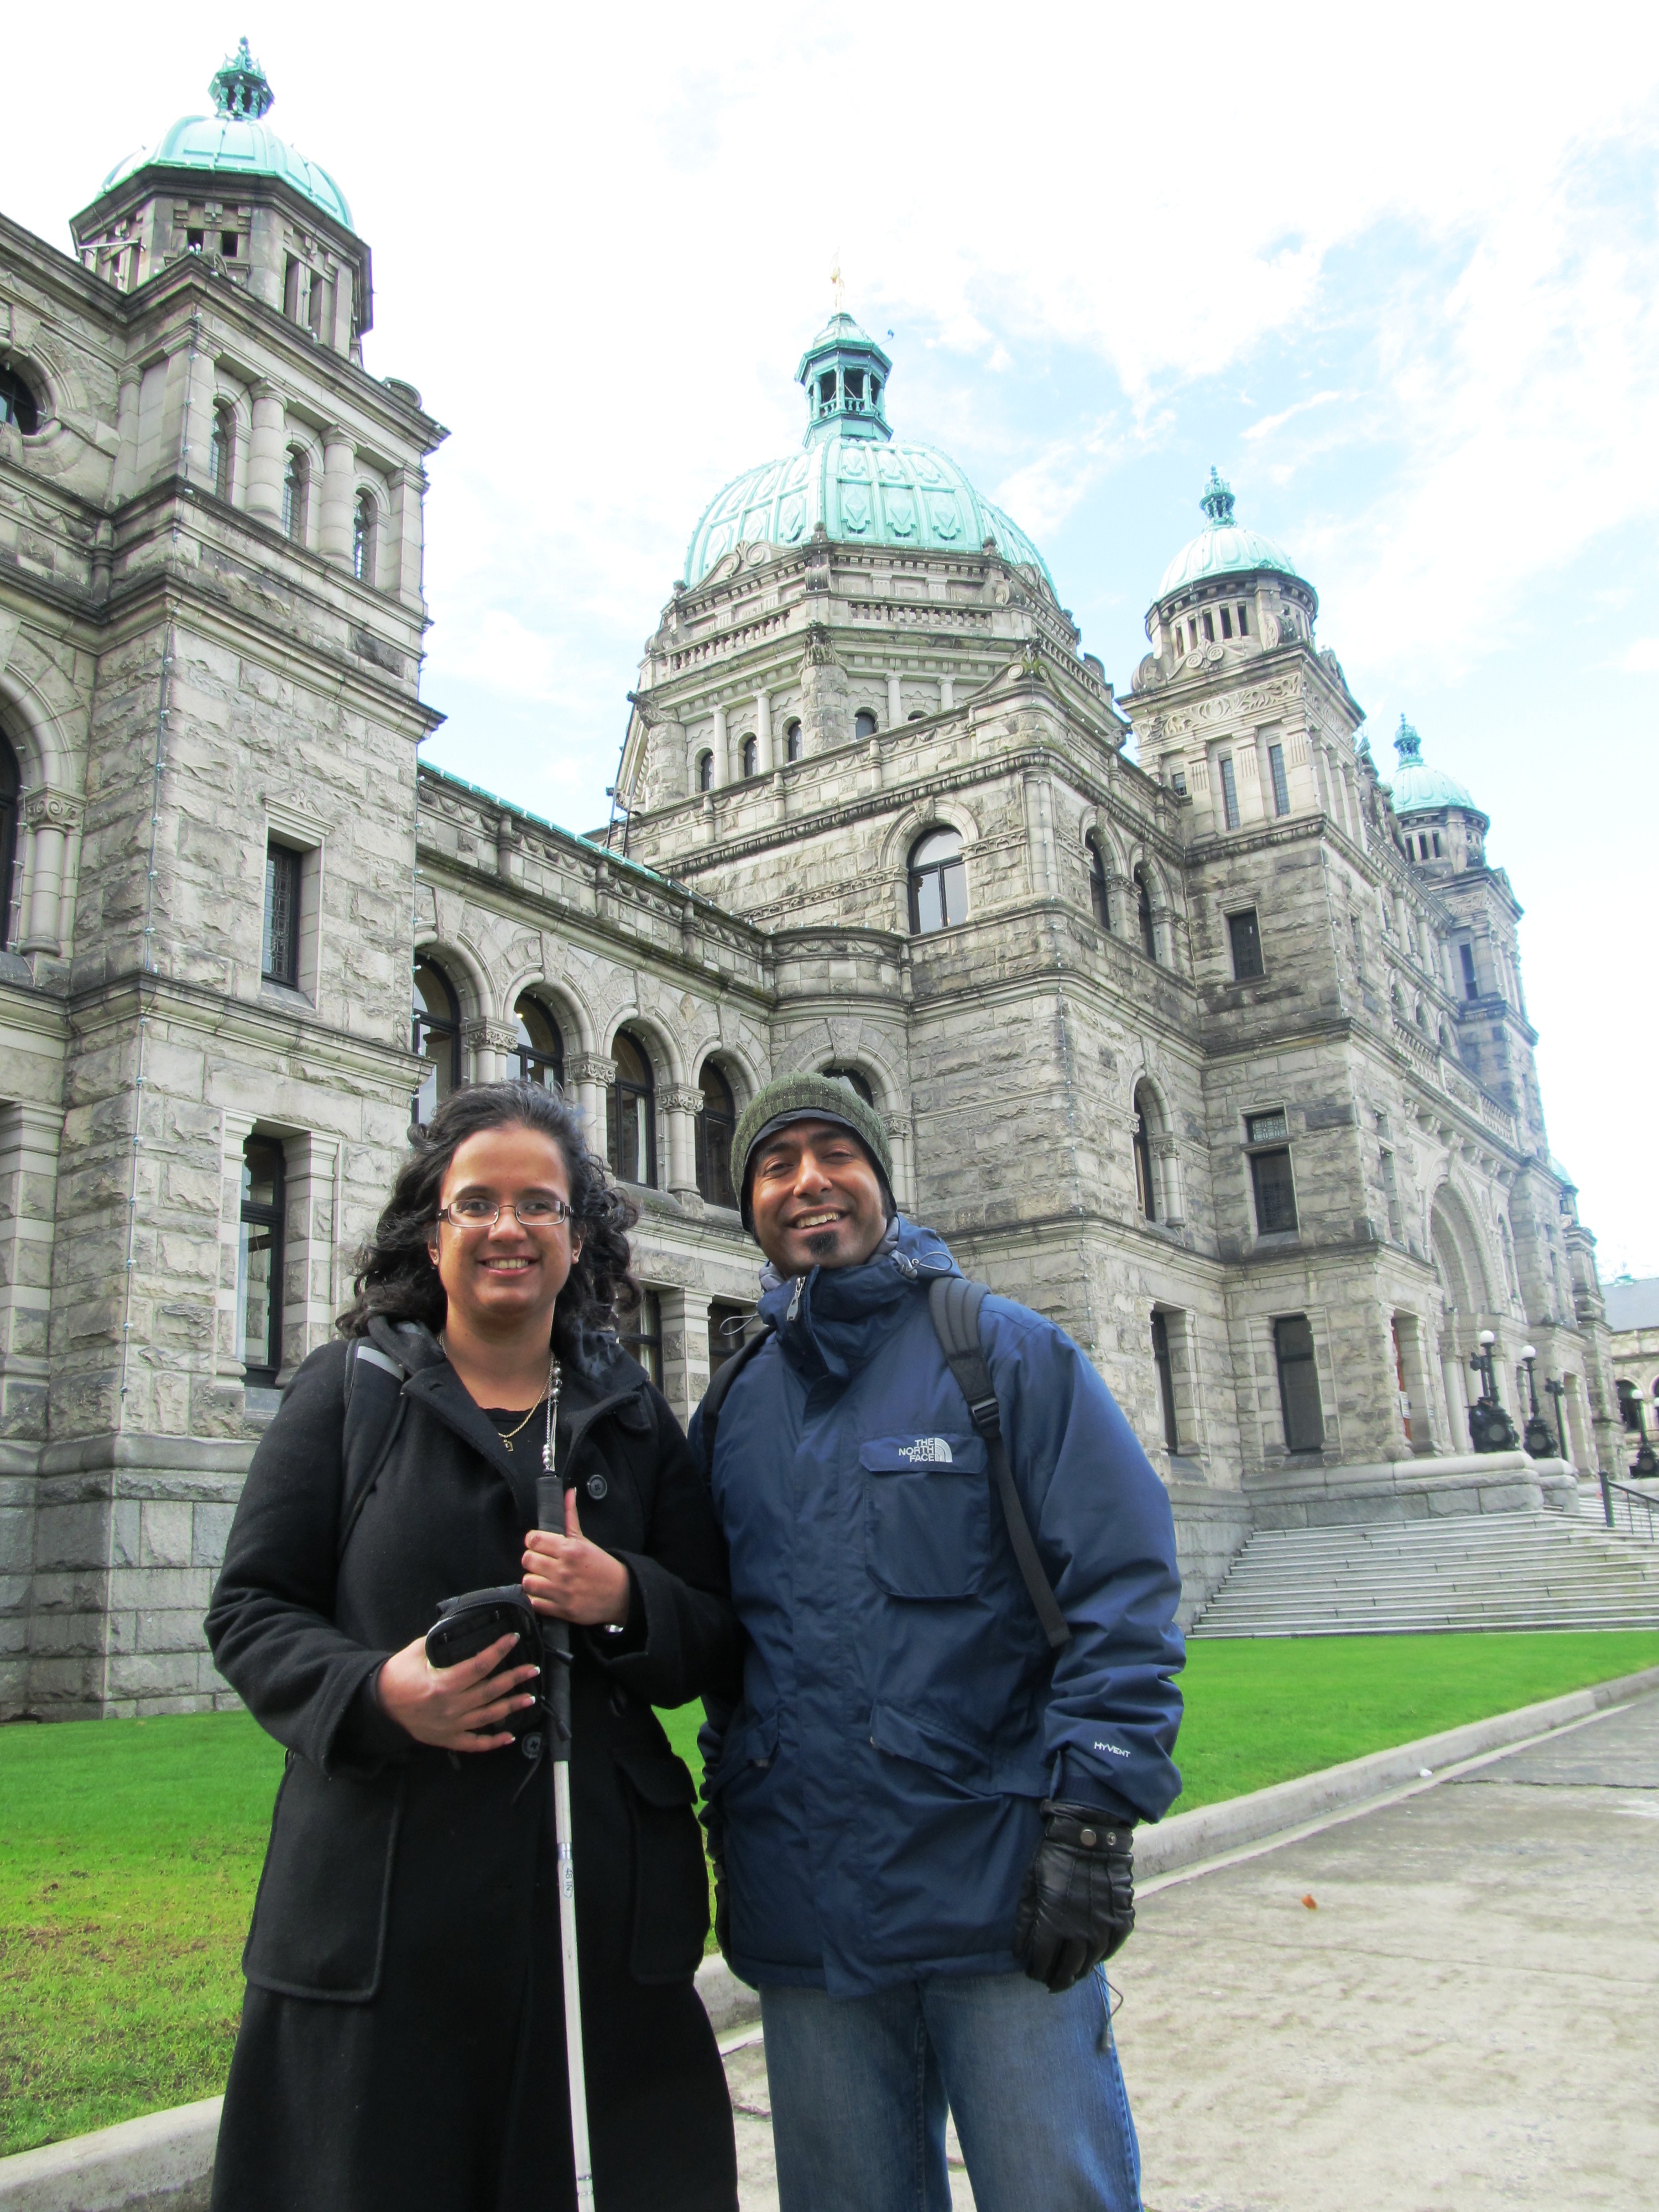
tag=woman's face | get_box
[426,1123,580,1339]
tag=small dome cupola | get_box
[1390,716,1477,813]
[208,37,276,121]
[796,312,893,446]
[1139,469,1318,676]
[1389,716,1489,870]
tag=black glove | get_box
[1014,1801,1135,1994]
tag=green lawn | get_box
[3,1629,1655,2155]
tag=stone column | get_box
[887,672,904,729]
[940,675,955,712]
[1441,1348,1471,1451]
[662,1084,702,1203]
[1153,1138,1185,1227]
[463,1019,519,1086]
[711,706,729,789]
[20,791,80,956]
[755,691,774,776]
[884,1110,914,1215]
[180,345,218,489]
[319,428,356,568]
[246,382,286,523]
[281,1132,340,1376]
[566,1055,615,1156]
[111,373,141,503]
[657,1286,712,1430]
[390,463,426,611]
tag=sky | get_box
[7,3,1658,1275]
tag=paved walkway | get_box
[722,1693,1659,2210]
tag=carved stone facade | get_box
[0,71,1622,1718]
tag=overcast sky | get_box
[9,3,1658,1276]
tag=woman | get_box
[206,1082,739,2212]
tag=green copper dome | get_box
[1389,717,1477,815]
[99,41,353,231]
[684,312,1057,597]
[1157,469,1303,600]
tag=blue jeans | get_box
[759,1968,1140,2212]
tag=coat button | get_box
[1079,1827,1098,1848]
[586,1473,609,1500]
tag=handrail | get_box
[1599,1472,1659,1542]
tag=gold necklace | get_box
[494,1394,546,1453]
[439,1332,551,1454]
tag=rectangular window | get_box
[1460,942,1478,999]
[238,1136,285,1387]
[221,231,239,258]
[1151,1311,1178,1451]
[1218,754,1240,830]
[1227,907,1264,980]
[1236,603,1249,637]
[1267,742,1290,817]
[1171,770,1187,796]
[284,255,304,321]
[1274,1314,1324,1451]
[1250,1147,1298,1234]
[1219,605,1233,639]
[1202,611,1215,643]
[1246,1108,1288,1145]
[624,1290,662,1389]
[262,842,301,986]
[1431,832,1442,858]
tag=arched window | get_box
[1134,865,1157,961]
[412,958,461,1125]
[0,732,20,950]
[854,710,879,741]
[1132,1083,1157,1222]
[513,994,564,1089]
[352,491,377,584]
[210,400,234,501]
[820,1063,875,1105]
[608,1027,656,1186]
[696,1060,737,1208]
[739,734,758,778]
[0,365,40,435]
[785,719,802,762]
[695,750,713,792]
[281,449,307,541]
[909,827,967,934]
[1086,831,1110,929]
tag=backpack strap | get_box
[928,1276,1071,1651]
[697,1317,776,1475]
[338,1324,416,1559]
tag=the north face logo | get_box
[894,1436,954,1464]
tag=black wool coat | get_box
[204,1324,740,2212]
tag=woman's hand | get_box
[375,1632,540,1753]
[522,1489,630,1627]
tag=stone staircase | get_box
[1191,1509,1659,1637]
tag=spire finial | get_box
[830,249,844,314]
[210,36,275,122]
[1394,714,1423,762]
[1199,466,1236,528]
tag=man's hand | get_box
[376,1631,540,1753]
[1014,1801,1135,1994]
[521,1487,631,1627]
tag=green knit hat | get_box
[731,1072,894,1234]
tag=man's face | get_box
[749,1118,888,1277]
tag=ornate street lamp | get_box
[1467,1329,1520,1453]
[1519,1345,1557,1458]
[1542,1376,1568,1461]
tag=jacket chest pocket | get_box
[860,1434,989,1601]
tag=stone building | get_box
[1602,1277,1659,1464]
[0,50,1623,1718]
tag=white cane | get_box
[538,1432,596,2210]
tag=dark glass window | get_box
[608,1027,656,1185]
[514,995,564,1089]
[1274,1314,1324,1451]
[1250,1147,1298,1235]
[352,492,376,584]
[1134,865,1156,961]
[1236,603,1249,637]
[1218,754,1240,830]
[221,231,239,257]
[909,827,967,934]
[1151,1311,1178,1451]
[1246,1108,1288,1144]
[1267,742,1290,817]
[708,1299,750,1378]
[1228,907,1263,980]
[696,750,714,792]
[785,719,802,762]
[238,1136,285,1387]
[262,842,301,986]
[696,1060,737,1208]
[210,402,234,502]
[1202,611,1215,644]
[740,734,758,778]
[1086,832,1110,928]
[1133,1111,1156,1222]
[0,366,40,435]
[624,1290,662,1388]
[413,959,461,1125]
[281,450,306,540]
[820,1063,874,1105]
[854,710,879,740]
[1219,605,1233,639]
[0,733,19,950]
[1460,943,1479,999]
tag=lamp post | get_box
[1467,1328,1520,1453]
[1542,1376,1567,1463]
[1618,1379,1659,1481]
[1519,1345,1556,1459]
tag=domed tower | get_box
[1387,716,1488,874]
[69,39,371,360]
[1140,467,1317,678]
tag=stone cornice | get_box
[65,967,419,1084]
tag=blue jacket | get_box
[693,1217,1184,1997]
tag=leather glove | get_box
[1014,1801,1135,1994]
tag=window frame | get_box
[907,827,967,935]
[1273,1313,1324,1452]
[695,1060,738,1208]
[281,447,308,541]
[1151,1310,1179,1451]
[854,709,879,742]
[352,489,377,585]
[237,1134,286,1389]
[624,1289,662,1389]
[1085,831,1110,929]
[261,839,303,988]
[1133,865,1157,961]
[1217,753,1241,830]
[413,958,462,1125]
[0,731,19,951]
[819,1063,875,1105]
[0,364,41,435]
[695,749,714,792]
[1227,906,1264,981]
[784,718,803,763]
[513,994,565,1091]
[739,734,758,779]
[608,1026,658,1187]
[210,399,235,503]
[1267,740,1290,817]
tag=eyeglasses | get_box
[436,1195,573,1230]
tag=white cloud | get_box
[1621,639,1659,672]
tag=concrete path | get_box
[723,1694,1658,2211]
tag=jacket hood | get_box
[757,1215,959,1383]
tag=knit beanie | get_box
[731,1072,894,1234]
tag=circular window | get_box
[0,366,40,436]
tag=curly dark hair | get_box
[337,1082,640,1369]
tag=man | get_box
[693,1072,1184,2212]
